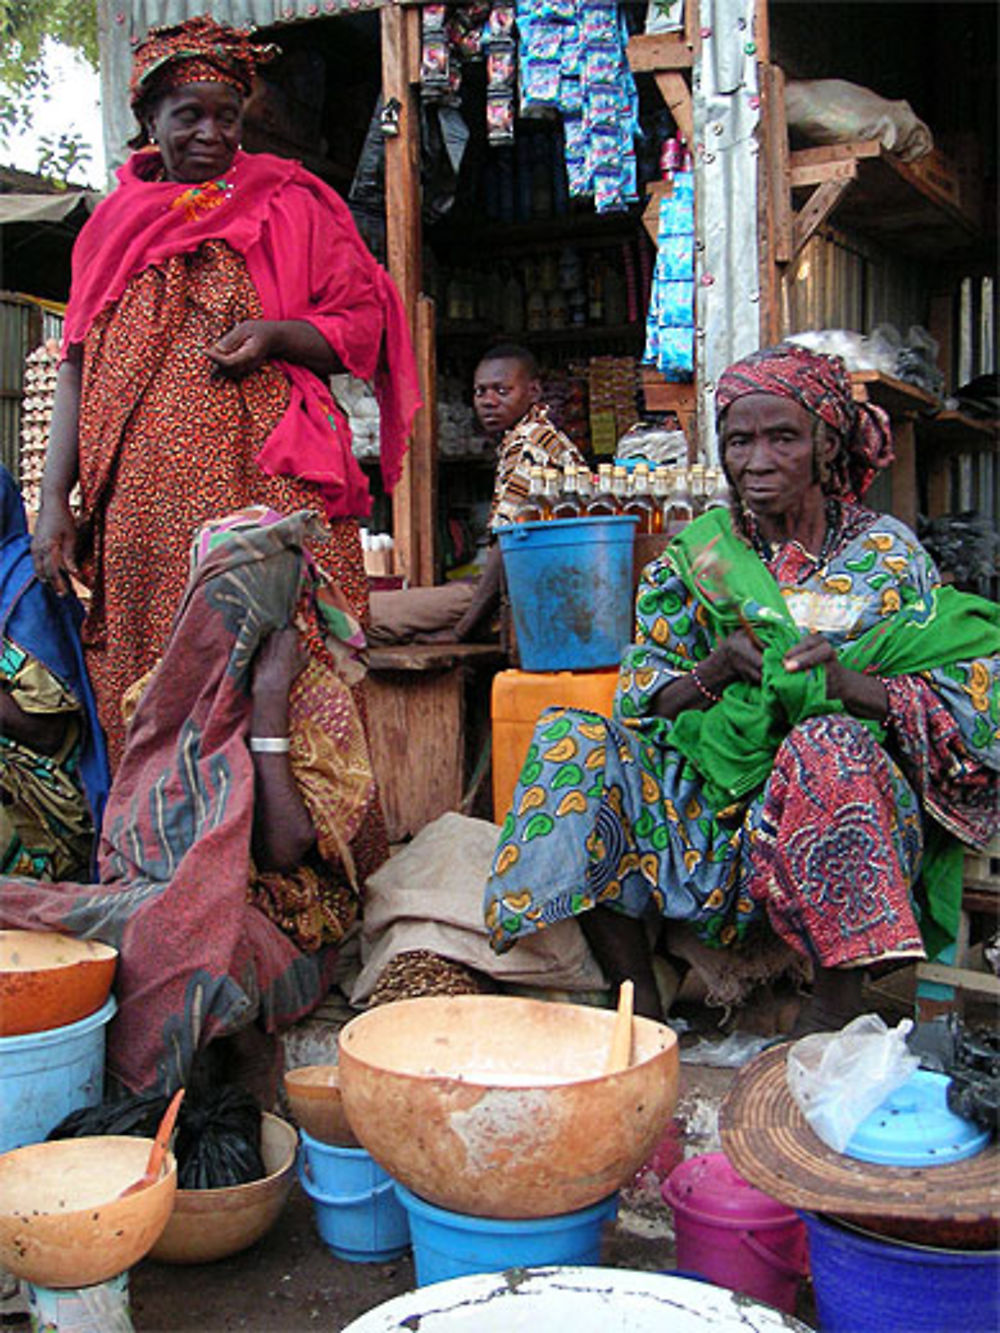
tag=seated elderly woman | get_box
[0,466,108,881]
[485,344,1000,1034]
[0,507,373,1097]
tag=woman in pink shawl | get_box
[31,17,420,888]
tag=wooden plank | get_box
[762,64,792,267]
[789,140,883,171]
[915,963,1000,997]
[792,177,853,257]
[654,71,693,146]
[889,417,918,531]
[364,666,465,841]
[382,2,423,585]
[367,643,504,673]
[789,159,858,189]
[413,294,437,586]
[643,178,672,245]
[626,32,694,72]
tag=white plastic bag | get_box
[786,1014,919,1154]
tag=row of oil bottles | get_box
[513,461,730,533]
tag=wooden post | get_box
[890,417,919,530]
[413,294,438,585]
[382,2,429,584]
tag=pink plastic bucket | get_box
[662,1152,808,1314]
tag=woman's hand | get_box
[784,633,888,721]
[707,629,765,689]
[206,319,279,380]
[31,494,79,595]
[651,629,762,719]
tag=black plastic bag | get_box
[175,1086,265,1190]
[47,1086,266,1189]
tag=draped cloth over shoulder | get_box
[0,510,365,1093]
[62,149,420,517]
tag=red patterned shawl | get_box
[62,150,420,518]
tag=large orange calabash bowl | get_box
[338,995,680,1219]
[0,1135,176,1288]
[148,1112,296,1264]
[0,930,117,1037]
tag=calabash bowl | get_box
[283,1064,359,1146]
[338,995,680,1219]
[0,1135,176,1288]
[148,1112,296,1264]
[0,930,117,1037]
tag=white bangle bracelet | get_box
[249,735,291,754]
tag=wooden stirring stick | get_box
[605,980,635,1075]
[119,1087,185,1198]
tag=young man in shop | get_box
[426,343,587,644]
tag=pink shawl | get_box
[63,150,421,518]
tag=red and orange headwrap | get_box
[129,14,278,111]
[716,343,894,502]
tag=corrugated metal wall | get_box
[0,297,62,482]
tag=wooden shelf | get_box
[428,208,644,259]
[789,140,979,258]
[850,371,997,450]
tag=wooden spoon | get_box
[605,980,635,1075]
[118,1087,185,1198]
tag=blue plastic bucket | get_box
[0,995,116,1154]
[27,1271,131,1332]
[804,1212,999,1333]
[394,1183,618,1287]
[297,1129,409,1263]
[496,516,638,671]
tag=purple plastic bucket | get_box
[662,1152,808,1314]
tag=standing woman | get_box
[32,18,419,846]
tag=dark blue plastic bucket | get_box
[803,1212,999,1333]
[394,1183,618,1287]
[496,517,638,671]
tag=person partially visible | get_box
[485,343,1000,1034]
[1,507,374,1099]
[0,466,109,881]
[31,16,419,779]
[419,343,587,644]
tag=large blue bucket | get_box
[297,1129,410,1263]
[0,995,116,1154]
[496,517,638,671]
[395,1183,618,1287]
[803,1212,999,1333]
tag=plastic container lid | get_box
[663,1152,795,1223]
[843,1068,990,1167]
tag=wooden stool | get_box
[364,644,504,842]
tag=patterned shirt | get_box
[488,404,588,531]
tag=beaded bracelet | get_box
[690,666,722,705]
[249,735,291,754]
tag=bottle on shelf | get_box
[541,466,561,514]
[688,463,707,515]
[551,464,581,520]
[586,255,604,325]
[611,464,630,511]
[622,462,656,534]
[586,462,619,516]
[514,465,550,522]
[526,286,547,334]
[650,466,669,534]
[576,466,595,510]
[703,465,731,511]
[664,466,694,531]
